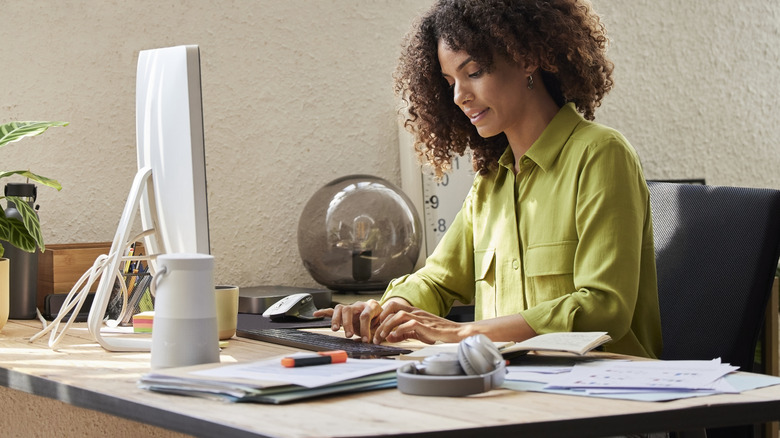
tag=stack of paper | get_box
[543,359,738,394]
[132,311,154,333]
[503,358,780,401]
[138,354,406,404]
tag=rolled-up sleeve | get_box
[381,190,477,316]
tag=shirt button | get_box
[512,259,519,270]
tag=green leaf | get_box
[0,170,62,191]
[0,217,36,253]
[5,196,44,252]
[0,121,69,148]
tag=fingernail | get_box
[362,336,368,343]
[332,324,338,330]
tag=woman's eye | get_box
[468,69,484,78]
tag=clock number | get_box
[437,219,447,232]
[438,174,450,187]
[427,195,439,209]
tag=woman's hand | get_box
[372,310,538,345]
[313,297,416,343]
[313,299,384,343]
[372,307,466,345]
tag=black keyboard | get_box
[236,328,413,358]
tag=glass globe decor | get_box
[298,175,422,292]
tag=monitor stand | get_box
[86,166,163,352]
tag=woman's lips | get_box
[466,108,488,124]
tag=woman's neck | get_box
[507,94,560,173]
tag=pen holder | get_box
[151,253,219,369]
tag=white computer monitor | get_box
[87,45,211,351]
[136,45,210,258]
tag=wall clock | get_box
[398,128,476,268]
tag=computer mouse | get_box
[262,293,324,322]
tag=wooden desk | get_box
[3,320,780,438]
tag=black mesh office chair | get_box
[648,181,780,438]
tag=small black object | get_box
[44,293,95,322]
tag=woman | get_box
[315,0,662,359]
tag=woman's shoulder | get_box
[570,118,630,148]
[565,118,642,163]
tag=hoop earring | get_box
[527,75,534,90]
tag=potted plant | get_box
[0,121,67,328]
[0,121,66,255]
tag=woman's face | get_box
[438,40,534,139]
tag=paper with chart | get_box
[544,359,738,392]
[503,357,780,401]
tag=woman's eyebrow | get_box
[442,56,475,77]
[456,57,474,71]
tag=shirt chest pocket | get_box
[525,241,577,306]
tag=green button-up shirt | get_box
[382,103,662,358]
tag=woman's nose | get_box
[453,82,471,106]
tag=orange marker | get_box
[281,350,348,368]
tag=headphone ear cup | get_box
[458,347,487,375]
[458,334,502,375]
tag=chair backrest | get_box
[648,182,780,372]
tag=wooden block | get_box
[36,242,112,309]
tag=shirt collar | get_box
[498,102,583,173]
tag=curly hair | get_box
[394,0,614,176]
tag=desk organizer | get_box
[36,242,113,309]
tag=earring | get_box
[527,75,534,90]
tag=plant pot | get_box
[0,258,9,331]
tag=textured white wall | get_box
[2,0,431,288]
[597,1,780,187]
[2,0,779,291]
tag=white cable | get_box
[29,253,112,349]
[30,230,159,350]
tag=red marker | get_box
[281,350,348,368]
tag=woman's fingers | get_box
[323,301,383,341]
[374,309,463,344]
[358,300,382,342]
[312,308,334,317]
[378,298,414,322]
[330,304,346,333]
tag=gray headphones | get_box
[397,334,507,396]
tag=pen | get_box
[281,350,348,368]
